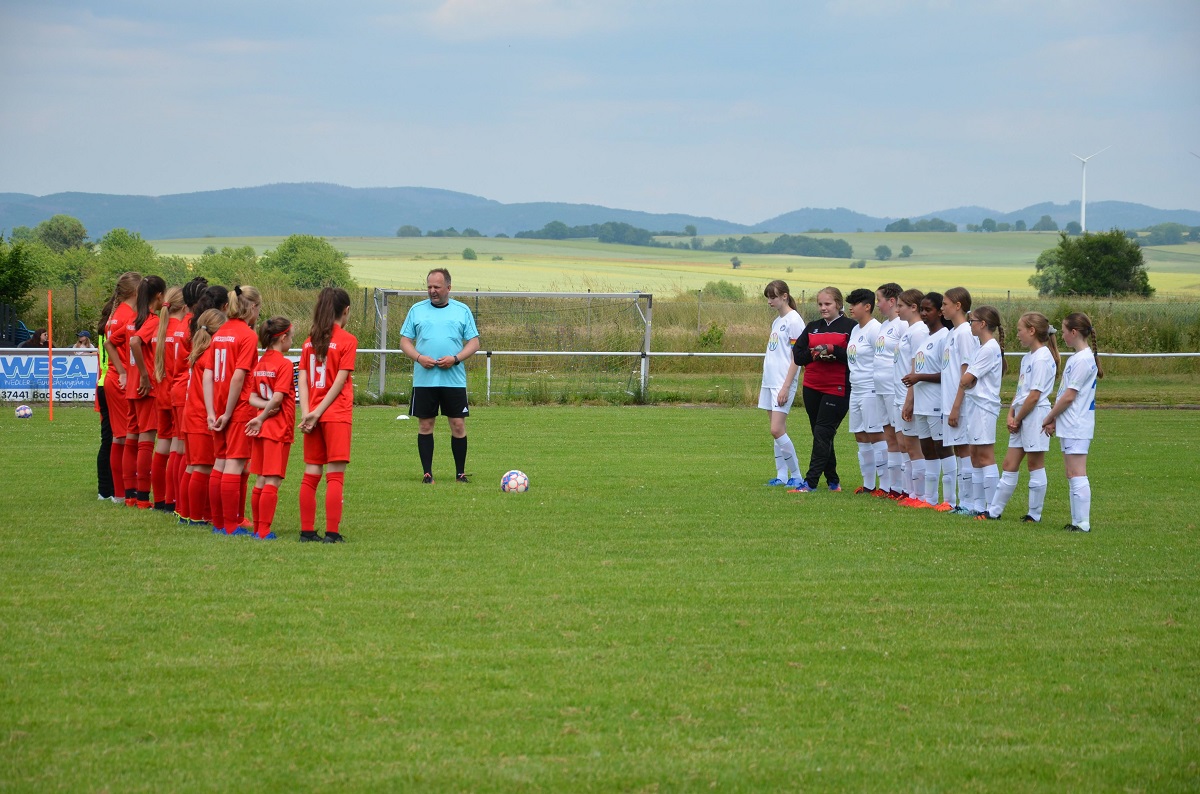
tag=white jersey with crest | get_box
[893,321,929,406]
[1056,347,1098,440]
[847,318,882,390]
[965,338,1004,414]
[913,326,949,416]
[873,316,906,397]
[1012,346,1056,411]
[761,309,806,390]
[940,322,979,414]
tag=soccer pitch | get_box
[2,406,1197,790]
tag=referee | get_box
[399,268,480,483]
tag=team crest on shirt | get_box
[847,343,857,364]
[767,332,780,351]
[942,346,951,365]
[875,335,885,353]
[915,350,926,370]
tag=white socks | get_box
[910,458,925,500]
[901,453,912,495]
[1069,476,1091,530]
[1027,468,1047,521]
[940,457,957,507]
[889,452,904,494]
[857,442,874,489]
[983,464,999,513]
[775,434,799,481]
[957,456,973,509]
[873,442,888,490]
[971,466,985,514]
[925,460,940,505]
[989,470,1019,518]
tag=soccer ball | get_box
[501,470,529,493]
[15,405,33,419]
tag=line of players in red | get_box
[101,273,355,542]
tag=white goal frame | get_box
[372,290,654,396]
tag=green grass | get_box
[2,406,1199,791]
[150,234,1200,297]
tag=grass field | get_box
[150,234,1200,296]
[3,406,1198,791]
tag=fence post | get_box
[697,290,702,334]
[374,289,388,397]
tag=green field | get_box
[151,233,1200,296]
[3,406,1198,790]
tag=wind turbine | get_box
[1071,146,1110,233]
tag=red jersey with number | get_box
[128,313,160,400]
[299,326,357,424]
[171,312,193,408]
[210,318,259,424]
[183,348,215,434]
[158,316,186,410]
[250,350,296,443]
[106,302,137,380]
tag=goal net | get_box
[367,291,653,404]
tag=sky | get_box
[1,0,1198,224]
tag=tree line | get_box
[1,215,355,319]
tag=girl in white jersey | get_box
[874,283,906,497]
[901,292,953,510]
[958,305,1006,516]
[979,312,1060,522]
[759,280,806,486]
[845,288,885,494]
[1042,312,1102,533]
[941,287,979,514]
[893,289,928,506]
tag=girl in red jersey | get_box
[128,275,166,509]
[207,285,262,536]
[183,309,227,528]
[298,287,357,543]
[151,287,186,511]
[245,316,297,540]
[103,272,142,505]
[170,278,211,523]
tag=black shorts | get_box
[411,386,470,419]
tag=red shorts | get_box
[106,378,129,437]
[157,407,176,440]
[187,432,216,467]
[174,407,186,441]
[303,422,352,465]
[215,420,252,461]
[130,396,157,435]
[251,438,292,478]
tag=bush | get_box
[701,280,746,302]
[850,259,867,269]
[462,248,477,260]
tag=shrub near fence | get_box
[17,286,1200,406]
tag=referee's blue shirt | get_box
[400,298,479,388]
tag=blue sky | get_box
[2,0,1197,223]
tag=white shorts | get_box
[881,396,899,429]
[759,383,798,414]
[915,413,943,441]
[1060,437,1091,455]
[849,391,885,434]
[968,404,999,446]
[943,411,972,447]
[895,402,918,436]
[1008,405,1051,452]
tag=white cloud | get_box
[421,0,620,41]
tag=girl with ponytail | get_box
[978,312,1059,523]
[760,280,806,487]
[127,275,167,508]
[103,271,142,505]
[180,309,227,527]
[959,305,1005,515]
[244,316,297,540]
[298,287,357,543]
[1042,312,1102,532]
[150,287,185,512]
[207,285,262,536]
[170,277,208,523]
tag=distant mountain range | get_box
[1,183,1197,240]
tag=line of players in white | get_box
[765,284,1100,532]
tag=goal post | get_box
[370,290,653,403]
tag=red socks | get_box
[164,451,181,505]
[238,470,250,524]
[325,472,344,536]
[151,450,168,505]
[208,470,224,530]
[251,486,263,532]
[189,470,210,523]
[122,439,138,498]
[176,466,191,519]
[299,473,320,532]
[256,484,278,538]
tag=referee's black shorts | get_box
[411,386,470,419]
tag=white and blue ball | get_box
[501,470,529,493]
[15,404,33,419]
